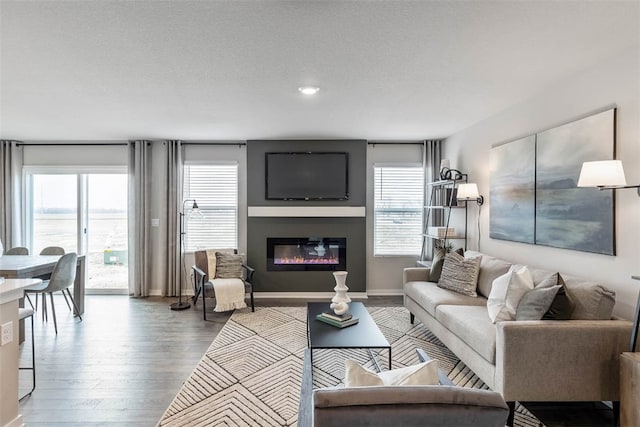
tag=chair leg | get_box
[42,294,47,322]
[66,289,82,321]
[506,401,515,427]
[60,289,72,311]
[49,293,58,334]
[203,292,208,321]
[250,291,255,312]
[25,293,35,310]
[19,314,36,401]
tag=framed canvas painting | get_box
[489,135,536,244]
[535,108,615,255]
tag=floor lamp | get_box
[170,199,200,311]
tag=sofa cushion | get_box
[435,305,497,364]
[428,247,464,282]
[564,280,616,320]
[537,273,575,320]
[438,252,481,297]
[404,282,487,317]
[515,285,560,321]
[466,251,513,298]
[344,359,439,387]
[487,265,534,323]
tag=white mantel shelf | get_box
[248,206,366,218]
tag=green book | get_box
[321,311,353,322]
[316,314,359,328]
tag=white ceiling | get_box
[1,0,638,141]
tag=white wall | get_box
[443,47,640,319]
[366,143,424,295]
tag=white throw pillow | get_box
[344,359,439,387]
[487,265,534,323]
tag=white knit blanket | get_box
[212,278,247,312]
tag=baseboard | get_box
[253,292,369,299]
[6,414,24,427]
[365,289,404,296]
[85,288,129,295]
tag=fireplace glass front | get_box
[266,237,346,271]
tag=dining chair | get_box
[5,246,29,255]
[18,307,36,400]
[25,252,81,334]
[40,246,65,255]
[34,246,67,308]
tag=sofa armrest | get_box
[403,267,430,284]
[495,319,632,402]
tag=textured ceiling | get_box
[1,0,638,141]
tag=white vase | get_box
[330,271,351,315]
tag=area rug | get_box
[159,306,542,426]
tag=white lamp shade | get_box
[457,183,480,200]
[577,160,627,187]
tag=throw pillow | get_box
[214,252,244,279]
[343,359,439,387]
[428,247,464,282]
[487,265,534,323]
[437,251,481,297]
[515,285,561,321]
[537,272,575,320]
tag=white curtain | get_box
[128,140,152,297]
[164,140,182,297]
[0,140,24,249]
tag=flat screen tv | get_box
[266,152,349,200]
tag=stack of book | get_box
[316,311,359,328]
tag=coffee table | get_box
[306,301,391,374]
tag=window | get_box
[183,163,238,251]
[374,165,424,255]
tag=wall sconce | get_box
[577,160,640,197]
[457,183,484,205]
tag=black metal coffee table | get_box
[306,301,391,374]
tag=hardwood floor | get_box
[18,295,614,426]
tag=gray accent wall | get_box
[247,140,367,293]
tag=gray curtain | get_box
[128,140,153,297]
[422,139,443,261]
[164,140,182,297]
[0,140,24,249]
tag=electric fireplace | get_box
[266,237,347,271]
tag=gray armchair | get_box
[5,246,29,255]
[298,349,509,427]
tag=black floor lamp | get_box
[170,199,200,311]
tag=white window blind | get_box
[374,165,424,256]
[183,163,238,251]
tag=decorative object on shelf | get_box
[439,159,451,180]
[457,183,484,205]
[330,271,351,315]
[578,160,640,197]
[439,167,464,181]
[170,199,204,311]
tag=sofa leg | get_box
[612,401,620,427]
[409,312,415,324]
[506,401,515,426]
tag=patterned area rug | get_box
[159,306,542,426]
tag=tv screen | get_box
[266,152,349,200]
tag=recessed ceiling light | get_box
[298,86,320,95]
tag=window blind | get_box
[374,165,424,256]
[183,164,238,251]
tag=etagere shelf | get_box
[419,176,468,263]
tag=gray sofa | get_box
[297,349,510,427]
[403,250,633,422]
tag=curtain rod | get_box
[367,142,426,145]
[181,142,246,146]
[16,142,128,147]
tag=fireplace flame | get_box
[274,256,339,265]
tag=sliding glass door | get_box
[26,168,128,292]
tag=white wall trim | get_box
[253,292,368,299]
[248,206,365,217]
[365,289,404,296]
